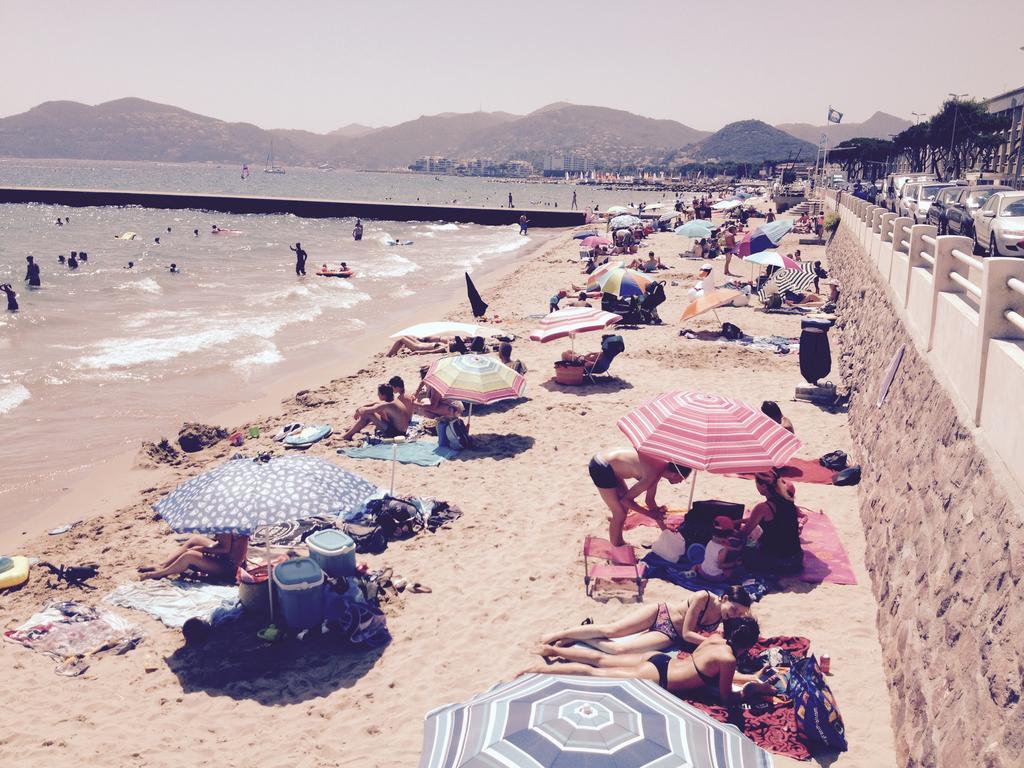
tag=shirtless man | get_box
[589,448,691,546]
[723,226,739,277]
[341,383,411,440]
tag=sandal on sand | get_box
[137,566,156,574]
[410,582,432,594]
[581,617,594,625]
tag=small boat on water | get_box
[264,141,285,174]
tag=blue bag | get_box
[788,655,848,752]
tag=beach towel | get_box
[680,635,814,761]
[340,439,458,467]
[641,552,774,600]
[4,600,143,676]
[104,580,243,628]
[250,514,338,547]
[798,510,857,585]
[733,457,836,485]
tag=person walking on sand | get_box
[519,214,529,235]
[588,447,691,546]
[508,192,514,208]
[571,189,578,210]
[290,242,308,276]
[723,226,740,277]
[24,256,41,287]
[1,283,18,311]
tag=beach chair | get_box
[583,535,646,602]
[583,334,624,383]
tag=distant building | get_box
[542,152,593,177]
[409,156,458,174]
[983,86,1024,188]
[409,156,533,178]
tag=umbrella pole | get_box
[466,402,474,431]
[686,471,698,512]
[389,440,399,496]
[266,534,274,625]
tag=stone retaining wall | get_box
[827,225,1023,767]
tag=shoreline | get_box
[0,229,564,550]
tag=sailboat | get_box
[263,141,285,174]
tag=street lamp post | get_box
[948,92,968,180]
[912,111,924,125]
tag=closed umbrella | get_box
[572,231,598,240]
[420,672,773,768]
[596,267,651,299]
[617,390,802,508]
[529,306,621,350]
[679,288,743,322]
[465,272,488,318]
[424,354,526,428]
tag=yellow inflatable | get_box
[0,556,29,590]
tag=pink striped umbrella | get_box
[529,307,621,348]
[617,391,802,507]
[424,354,526,429]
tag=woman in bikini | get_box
[526,616,776,704]
[138,533,248,581]
[538,586,752,655]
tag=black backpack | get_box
[721,322,744,340]
[819,451,848,470]
[680,500,745,546]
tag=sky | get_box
[1,0,1022,133]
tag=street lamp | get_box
[948,92,968,179]
[912,111,924,124]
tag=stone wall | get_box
[827,225,1024,767]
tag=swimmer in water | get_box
[212,224,221,233]
[25,256,41,287]
[155,237,161,245]
[55,218,63,227]
[352,220,363,241]
[169,263,179,273]
[79,252,88,262]
[193,229,199,237]
[1,283,18,311]
[167,227,172,233]
[58,254,66,264]
[67,253,78,270]
[125,261,134,270]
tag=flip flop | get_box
[410,582,432,594]
[272,422,303,442]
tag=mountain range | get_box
[0,98,907,169]
[774,111,911,145]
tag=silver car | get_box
[973,192,1024,257]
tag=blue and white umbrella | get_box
[675,221,714,238]
[420,673,773,767]
[154,455,378,535]
[608,214,641,230]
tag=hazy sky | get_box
[2,0,1022,132]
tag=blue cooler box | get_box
[305,529,357,578]
[272,557,324,629]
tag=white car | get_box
[905,182,959,224]
[897,182,922,219]
[973,191,1024,257]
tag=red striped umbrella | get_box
[617,391,802,473]
[529,307,621,346]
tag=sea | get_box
[0,160,671,531]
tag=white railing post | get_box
[928,235,975,349]
[877,212,896,267]
[896,224,937,307]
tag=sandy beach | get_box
[0,215,898,767]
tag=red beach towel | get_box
[798,509,857,585]
[732,457,836,485]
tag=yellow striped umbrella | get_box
[597,267,651,298]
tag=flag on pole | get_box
[827,107,843,124]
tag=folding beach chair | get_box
[583,535,646,602]
[583,334,625,384]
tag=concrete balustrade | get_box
[830,190,1024,483]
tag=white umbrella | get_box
[605,205,633,215]
[390,321,499,339]
[712,199,742,211]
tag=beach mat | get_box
[732,457,835,485]
[340,440,457,467]
[623,506,686,532]
[798,510,857,585]
[640,552,775,599]
[104,580,242,628]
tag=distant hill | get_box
[776,111,911,144]
[328,123,378,139]
[0,98,309,164]
[680,120,817,163]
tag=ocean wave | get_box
[393,284,416,298]
[115,277,163,294]
[367,254,419,279]
[427,223,460,231]
[232,346,284,372]
[0,383,30,415]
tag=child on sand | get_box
[695,516,742,581]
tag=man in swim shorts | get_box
[589,448,691,546]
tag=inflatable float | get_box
[0,555,29,591]
[317,267,354,278]
[114,231,138,240]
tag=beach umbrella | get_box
[711,200,741,211]
[757,219,794,242]
[390,321,498,340]
[605,205,633,215]
[608,214,641,229]
[465,272,488,318]
[419,672,772,768]
[742,251,800,269]
[580,236,611,248]
[759,265,817,301]
[675,221,713,238]
[572,231,598,240]
[585,260,625,290]
[679,288,743,323]
[424,354,526,427]
[596,267,651,299]
[644,202,666,210]
[529,306,621,351]
[617,390,803,508]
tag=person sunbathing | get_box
[566,291,592,308]
[341,383,411,440]
[386,335,448,357]
[538,586,752,655]
[588,447,691,546]
[525,616,776,703]
[138,533,248,581]
[413,366,464,420]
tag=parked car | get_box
[973,191,1024,257]
[945,185,1012,237]
[906,182,959,224]
[883,173,937,211]
[926,186,965,232]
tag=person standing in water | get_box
[290,242,308,276]
[353,219,363,241]
[25,256,41,287]
[67,253,79,270]
[519,214,530,235]
[1,284,18,311]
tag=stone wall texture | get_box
[828,225,1023,767]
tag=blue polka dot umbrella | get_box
[420,673,772,767]
[154,455,378,535]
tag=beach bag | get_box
[819,451,848,470]
[342,522,387,555]
[651,530,686,563]
[721,322,744,341]
[832,466,861,486]
[788,656,848,752]
[445,418,472,450]
[375,497,424,541]
[765,292,783,310]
